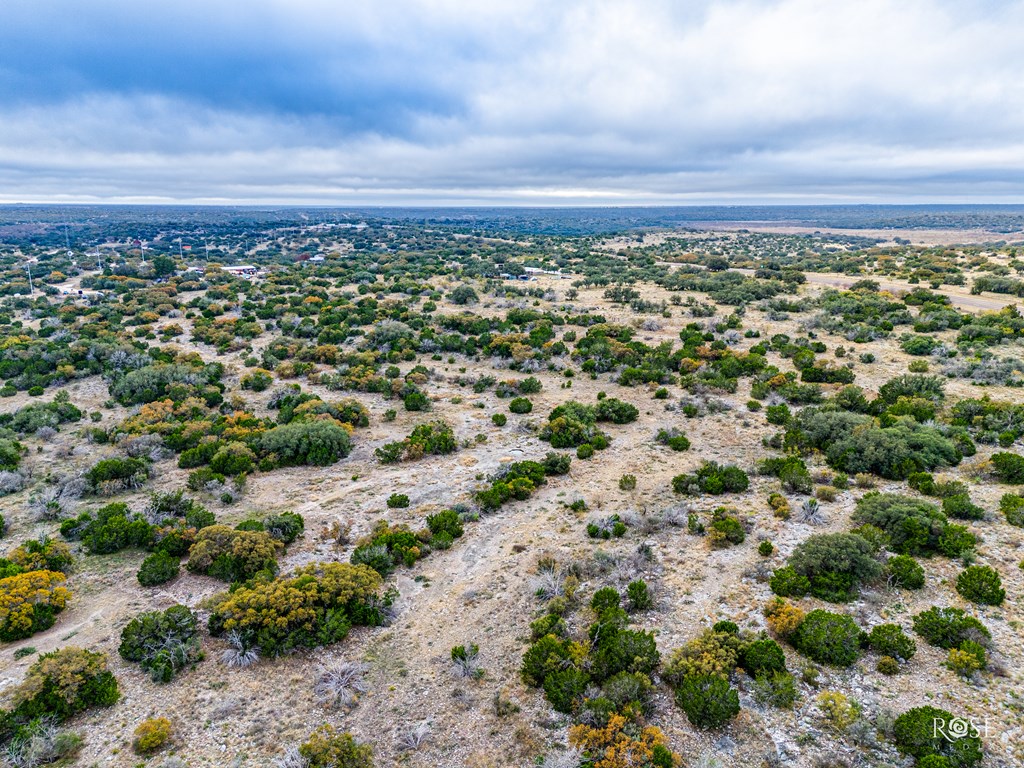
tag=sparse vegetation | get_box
[0,210,1021,765]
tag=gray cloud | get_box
[1,0,1023,203]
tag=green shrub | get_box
[912,606,990,649]
[893,706,983,767]
[540,452,571,476]
[109,363,221,406]
[260,420,352,466]
[769,566,811,598]
[186,506,216,529]
[991,452,1024,483]
[509,397,533,414]
[765,404,791,425]
[887,554,925,589]
[86,457,149,492]
[350,520,428,575]
[209,442,256,475]
[241,369,273,391]
[376,420,456,463]
[791,610,864,667]
[790,407,963,479]
[521,634,571,687]
[263,512,304,544]
[909,471,937,494]
[5,393,82,434]
[938,524,977,558]
[590,587,621,615]
[403,390,430,411]
[752,670,798,708]
[626,580,653,611]
[942,494,985,521]
[618,474,637,491]
[137,551,180,587]
[784,532,882,601]
[674,674,740,729]
[672,461,749,495]
[708,508,745,547]
[530,614,568,642]
[543,667,590,713]
[426,509,464,542]
[491,413,507,426]
[600,671,654,715]
[386,493,410,508]
[576,443,595,459]
[539,401,607,448]
[595,397,639,424]
[851,493,948,556]
[1000,493,1024,526]
[589,622,659,681]
[867,623,916,661]
[449,285,479,305]
[955,565,1005,605]
[119,605,202,683]
[740,638,787,677]
[656,428,691,451]
[61,502,154,554]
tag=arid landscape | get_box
[0,208,1023,768]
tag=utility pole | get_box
[26,263,33,293]
[178,238,184,259]
[205,240,210,261]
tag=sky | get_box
[2,0,1024,205]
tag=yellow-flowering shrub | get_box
[8,538,74,574]
[133,717,173,753]
[764,598,806,639]
[0,570,70,641]
[208,562,384,657]
[569,714,679,768]
[298,725,373,768]
[186,524,282,582]
[816,691,861,732]
[663,629,744,682]
[10,647,119,722]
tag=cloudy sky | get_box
[2,0,1023,205]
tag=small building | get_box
[221,265,259,277]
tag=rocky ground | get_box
[1,263,1023,768]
